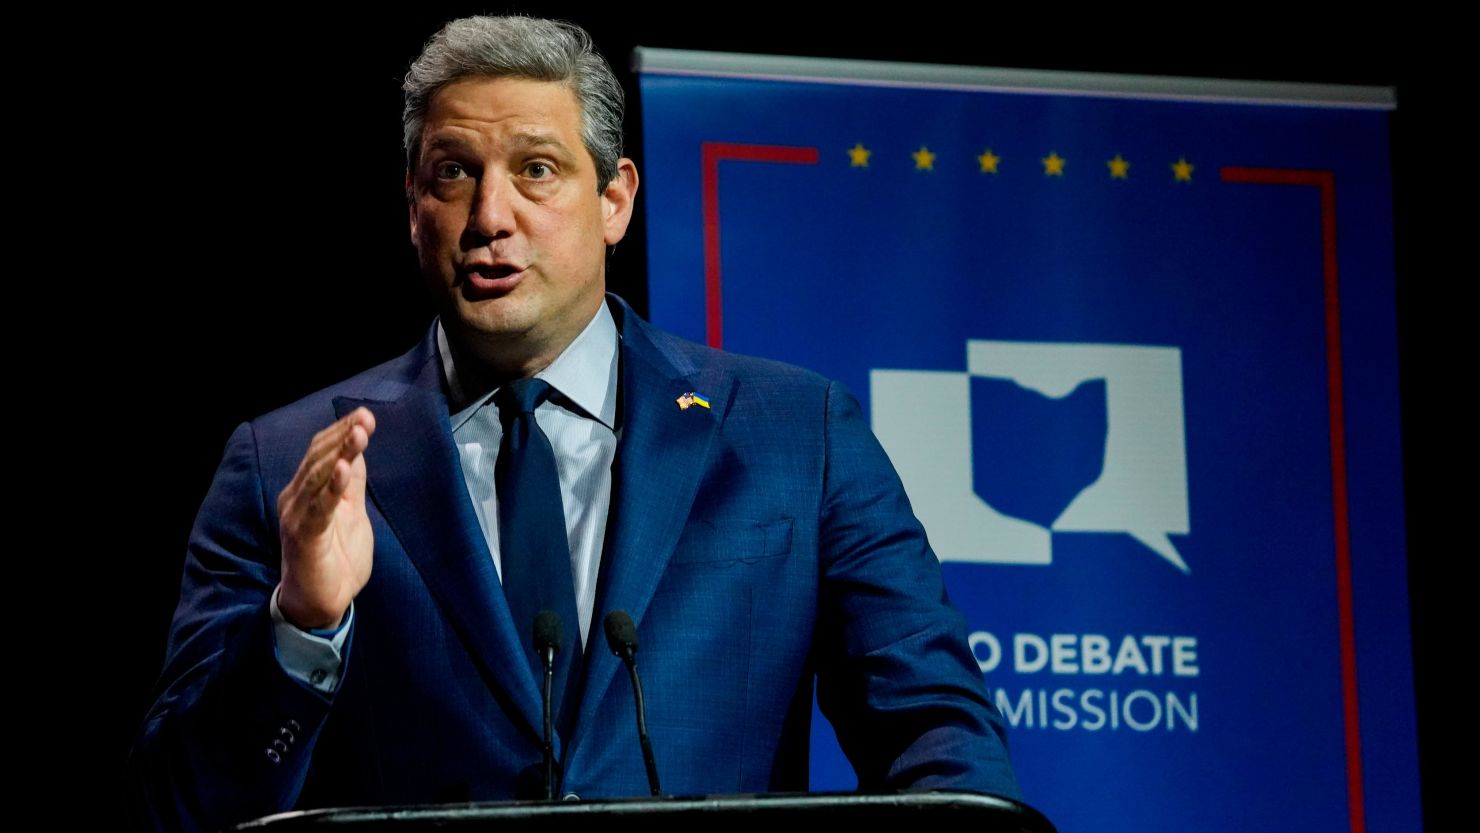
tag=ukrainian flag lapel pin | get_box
[676,391,711,411]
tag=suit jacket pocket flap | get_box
[673,518,793,564]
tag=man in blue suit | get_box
[132,15,1018,832]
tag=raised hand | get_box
[276,407,377,630]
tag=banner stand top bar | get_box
[631,47,1395,111]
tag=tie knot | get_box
[495,377,552,420]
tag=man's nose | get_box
[468,174,516,241]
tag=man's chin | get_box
[450,316,538,348]
[447,295,539,339]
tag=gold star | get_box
[847,142,871,168]
[1172,156,1194,182]
[977,148,1001,174]
[1107,154,1130,179]
[1042,152,1066,176]
[912,146,936,171]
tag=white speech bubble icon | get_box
[873,340,1190,572]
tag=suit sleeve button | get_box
[265,749,282,764]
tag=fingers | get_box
[305,408,376,490]
[302,408,376,477]
[279,408,376,536]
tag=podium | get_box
[232,791,1055,832]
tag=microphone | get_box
[603,611,661,796]
[533,611,563,800]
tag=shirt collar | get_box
[439,302,620,432]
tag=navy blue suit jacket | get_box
[132,297,1018,832]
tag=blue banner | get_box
[638,59,1415,833]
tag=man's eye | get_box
[525,162,552,179]
[435,162,466,180]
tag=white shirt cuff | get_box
[269,584,352,694]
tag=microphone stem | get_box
[623,652,661,796]
[544,648,556,800]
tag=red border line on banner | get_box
[1223,166,1363,833]
[701,143,820,348]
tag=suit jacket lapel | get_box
[568,300,736,757]
[333,327,545,746]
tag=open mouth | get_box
[462,264,526,296]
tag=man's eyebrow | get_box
[421,135,472,156]
[420,131,577,159]
[506,131,577,158]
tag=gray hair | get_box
[403,16,625,192]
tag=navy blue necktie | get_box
[495,378,582,723]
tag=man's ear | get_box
[601,159,640,246]
[405,169,419,242]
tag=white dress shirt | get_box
[443,303,620,649]
[270,303,620,692]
